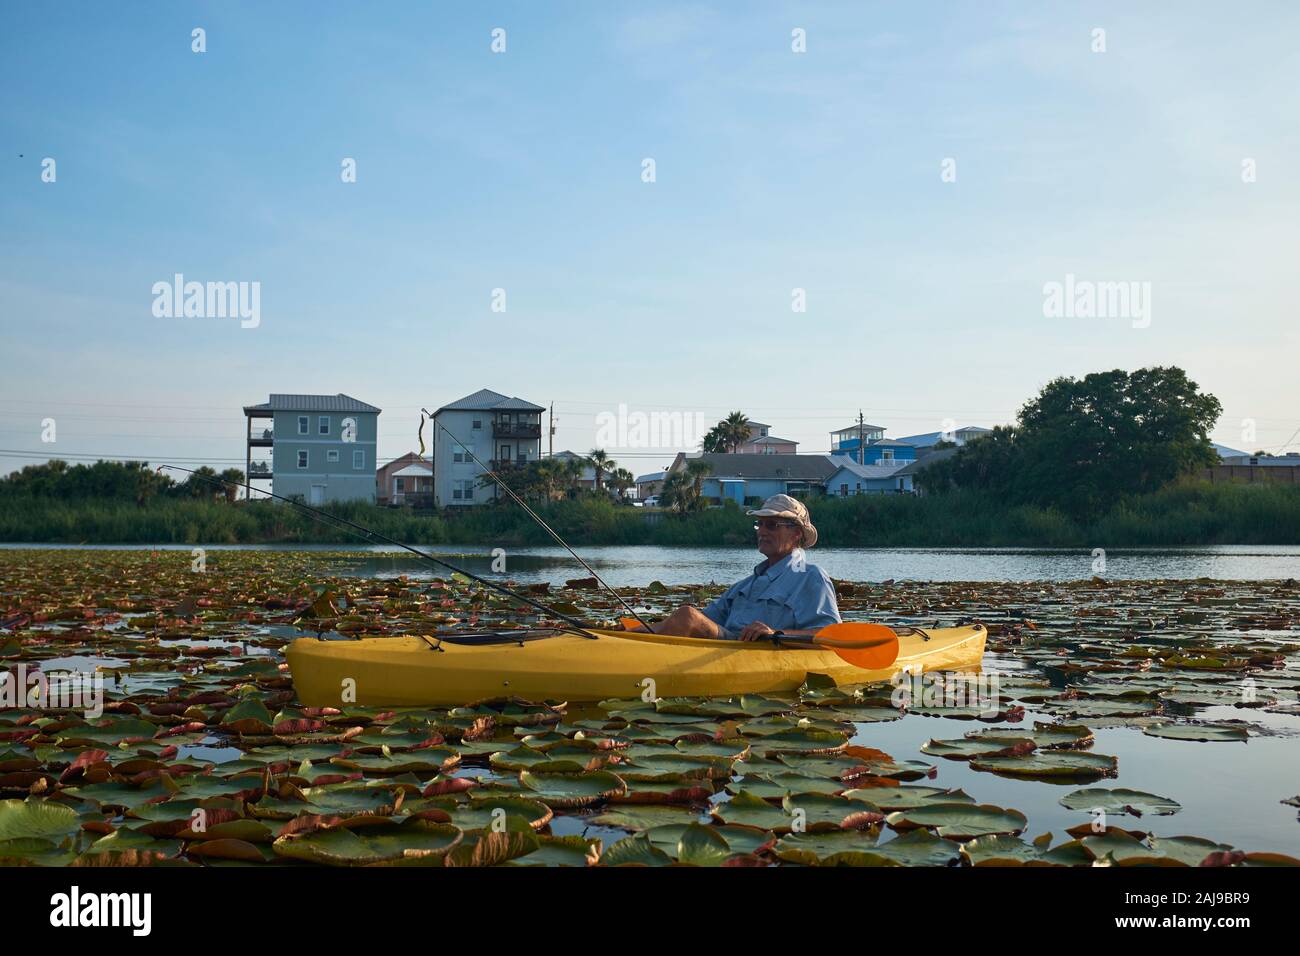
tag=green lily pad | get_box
[0,799,82,842]
[970,750,1118,780]
[960,835,1048,866]
[886,803,1027,840]
[1142,723,1250,742]
[273,820,462,866]
[518,770,626,808]
[773,829,884,865]
[506,834,601,867]
[1059,788,1181,816]
[590,805,706,831]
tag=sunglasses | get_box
[754,518,798,531]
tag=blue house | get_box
[829,423,917,466]
[824,459,912,496]
[670,453,841,505]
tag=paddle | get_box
[619,618,900,670]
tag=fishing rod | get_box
[156,464,602,640]
[422,409,653,631]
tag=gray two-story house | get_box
[243,393,381,504]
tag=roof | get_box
[826,460,907,480]
[1213,443,1249,458]
[635,471,666,483]
[866,439,915,448]
[392,464,432,477]
[745,435,798,445]
[1220,455,1300,467]
[830,423,886,435]
[894,426,992,448]
[893,448,960,476]
[243,393,380,414]
[675,453,842,482]
[435,388,544,414]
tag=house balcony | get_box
[248,461,273,479]
[489,457,531,471]
[248,427,274,446]
[492,421,541,440]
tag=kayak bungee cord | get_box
[423,409,653,631]
[156,464,603,640]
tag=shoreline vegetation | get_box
[3,480,1299,548]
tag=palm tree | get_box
[588,449,614,492]
[701,423,726,453]
[609,467,635,501]
[219,468,245,503]
[661,471,692,515]
[685,459,713,507]
[721,411,751,452]
[535,457,564,502]
[562,456,585,497]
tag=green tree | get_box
[587,449,614,492]
[924,367,1221,516]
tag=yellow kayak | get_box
[285,624,987,707]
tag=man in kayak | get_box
[643,494,841,641]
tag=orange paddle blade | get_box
[619,617,650,632]
[815,622,900,670]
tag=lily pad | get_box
[1059,788,1181,816]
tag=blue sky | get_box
[2,1,1298,475]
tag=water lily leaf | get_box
[841,786,975,811]
[642,824,774,858]
[886,803,1027,840]
[853,829,962,867]
[712,791,881,833]
[600,832,674,866]
[1142,723,1249,742]
[959,835,1046,866]
[0,836,77,866]
[450,797,553,831]
[590,805,705,831]
[1145,835,1234,866]
[507,834,601,867]
[443,830,540,867]
[773,829,883,866]
[608,779,715,805]
[518,770,626,807]
[0,799,81,842]
[1059,788,1181,816]
[729,772,846,800]
[273,820,462,866]
[754,730,848,756]
[675,822,732,866]
[970,750,1117,780]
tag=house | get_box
[1219,452,1300,467]
[242,393,381,504]
[894,426,993,449]
[1203,452,1300,485]
[431,388,544,506]
[892,448,960,495]
[828,423,916,466]
[635,470,667,498]
[824,459,911,496]
[377,452,432,506]
[552,450,596,490]
[668,452,841,504]
[737,421,798,454]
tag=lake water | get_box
[8,543,1300,585]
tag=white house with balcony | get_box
[242,393,381,504]
[431,388,545,506]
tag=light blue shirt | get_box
[700,549,842,639]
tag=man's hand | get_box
[737,621,776,642]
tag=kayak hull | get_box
[285,625,987,707]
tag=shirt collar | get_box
[754,548,804,579]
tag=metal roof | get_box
[745,435,798,445]
[830,423,887,435]
[435,388,545,414]
[635,471,666,483]
[243,393,381,414]
[826,460,907,480]
[892,448,960,476]
[894,426,992,448]
[676,453,842,481]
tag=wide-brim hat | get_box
[746,493,818,548]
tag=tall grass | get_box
[2,480,1298,547]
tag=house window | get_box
[319,416,330,435]
[453,452,463,463]
[452,486,462,500]
[461,480,474,500]
[297,450,308,469]
[297,416,308,435]
[326,449,339,464]
[840,483,848,497]
[395,478,405,492]
[472,419,482,430]
[353,450,364,469]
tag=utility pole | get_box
[857,410,865,466]
[548,402,555,458]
